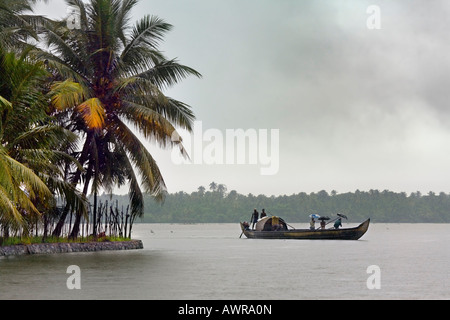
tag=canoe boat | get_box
[240,216,370,240]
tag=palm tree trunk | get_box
[52,205,69,237]
[92,188,98,236]
[69,209,83,240]
[52,147,88,237]
[69,168,92,239]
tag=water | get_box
[0,223,449,300]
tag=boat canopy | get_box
[255,216,288,231]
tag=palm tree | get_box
[197,186,206,196]
[40,0,201,238]
[217,184,227,197]
[0,47,86,236]
[209,182,218,192]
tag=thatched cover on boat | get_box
[255,216,288,231]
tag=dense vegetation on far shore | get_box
[96,183,450,223]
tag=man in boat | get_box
[251,209,259,229]
[260,209,267,218]
[320,219,326,230]
[310,217,316,230]
[334,217,342,229]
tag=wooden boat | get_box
[240,216,370,240]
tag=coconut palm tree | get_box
[0,47,86,236]
[209,182,218,192]
[40,0,201,238]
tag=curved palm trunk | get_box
[53,133,93,237]
[69,177,90,239]
[69,160,93,239]
[69,210,82,240]
[51,205,69,237]
[92,185,98,236]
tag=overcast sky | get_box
[33,0,450,196]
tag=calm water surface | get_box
[0,223,449,300]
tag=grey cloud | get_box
[33,0,450,195]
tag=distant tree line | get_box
[96,182,450,223]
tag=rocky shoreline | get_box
[0,240,144,257]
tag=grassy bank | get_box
[0,235,130,247]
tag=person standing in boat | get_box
[260,209,267,218]
[320,219,326,230]
[310,217,316,230]
[334,217,342,229]
[251,209,259,229]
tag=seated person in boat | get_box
[272,223,283,231]
[270,216,286,231]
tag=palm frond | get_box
[119,99,189,158]
[50,80,86,111]
[116,46,165,76]
[0,95,12,111]
[40,20,90,76]
[0,147,51,228]
[76,97,105,129]
[114,117,167,200]
[0,184,25,230]
[115,0,138,45]
[44,171,88,218]
[135,57,202,89]
[0,0,48,49]
[12,124,78,150]
[3,152,53,200]
[158,97,196,131]
[117,75,195,130]
[121,14,172,62]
